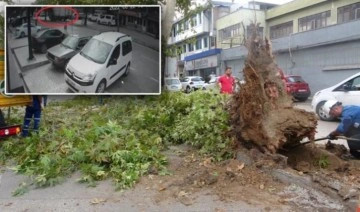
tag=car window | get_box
[50,30,62,36]
[77,38,89,48]
[165,79,180,85]
[81,38,113,64]
[191,77,202,82]
[62,36,79,49]
[287,76,304,83]
[122,40,132,56]
[111,45,120,60]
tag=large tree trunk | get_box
[230,23,317,154]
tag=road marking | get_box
[150,77,159,83]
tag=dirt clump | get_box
[229,23,317,154]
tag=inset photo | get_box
[5,5,160,95]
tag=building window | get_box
[219,23,241,42]
[190,15,197,27]
[196,39,202,50]
[183,44,187,53]
[203,37,208,48]
[338,3,360,23]
[188,43,194,52]
[185,20,189,30]
[270,21,293,39]
[298,11,330,32]
[210,36,216,47]
[246,25,264,39]
[198,13,202,24]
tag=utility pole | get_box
[27,7,33,60]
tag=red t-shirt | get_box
[218,75,235,94]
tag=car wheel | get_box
[40,44,47,53]
[96,80,106,93]
[316,100,335,121]
[20,32,25,38]
[186,86,191,93]
[124,63,130,76]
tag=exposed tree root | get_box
[230,23,317,154]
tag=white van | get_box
[98,14,116,26]
[64,32,132,93]
[311,72,360,121]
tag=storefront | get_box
[184,48,221,79]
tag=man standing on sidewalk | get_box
[218,67,235,94]
[22,95,43,137]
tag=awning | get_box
[184,48,221,61]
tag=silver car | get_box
[46,34,91,69]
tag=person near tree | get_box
[22,95,44,137]
[218,67,235,94]
[324,99,360,159]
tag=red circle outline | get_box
[34,6,79,28]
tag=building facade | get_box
[165,1,232,79]
[222,0,360,93]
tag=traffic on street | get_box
[5,6,160,94]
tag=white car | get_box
[164,78,182,92]
[98,14,116,26]
[180,76,205,93]
[65,32,132,93]
[311,72,360,121]
[89,13,100,22]
[15,23,41,38]
[202,76,219,91]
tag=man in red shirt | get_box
[218,67,235,94]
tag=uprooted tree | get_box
[230,23,318,154]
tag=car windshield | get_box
[287,76,305,83]
[165,79,180,85]
[80,38,112,64]
[191,77,203,82]
[61,36,79,49]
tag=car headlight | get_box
[82,73,96,82]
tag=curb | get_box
[22,60,50,72]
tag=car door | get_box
[106,44,121,86]
[333,75,360,106]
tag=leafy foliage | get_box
[0,92,234,195]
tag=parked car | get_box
[89,13,100,22]
[64,32,132,93]
[202,76,219,91]
[15,23,41,38]
[32,29,67,53]
[46,34,92,69]
[279,69,311,101]
[164,78,182,92]
[311,72,360,121]
[10,16,27,27]
[180,76,205,93]
[283,75,311,101]
[98,14,116,26]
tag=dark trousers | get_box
[22,106,41,137]
[346,133,360,159]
